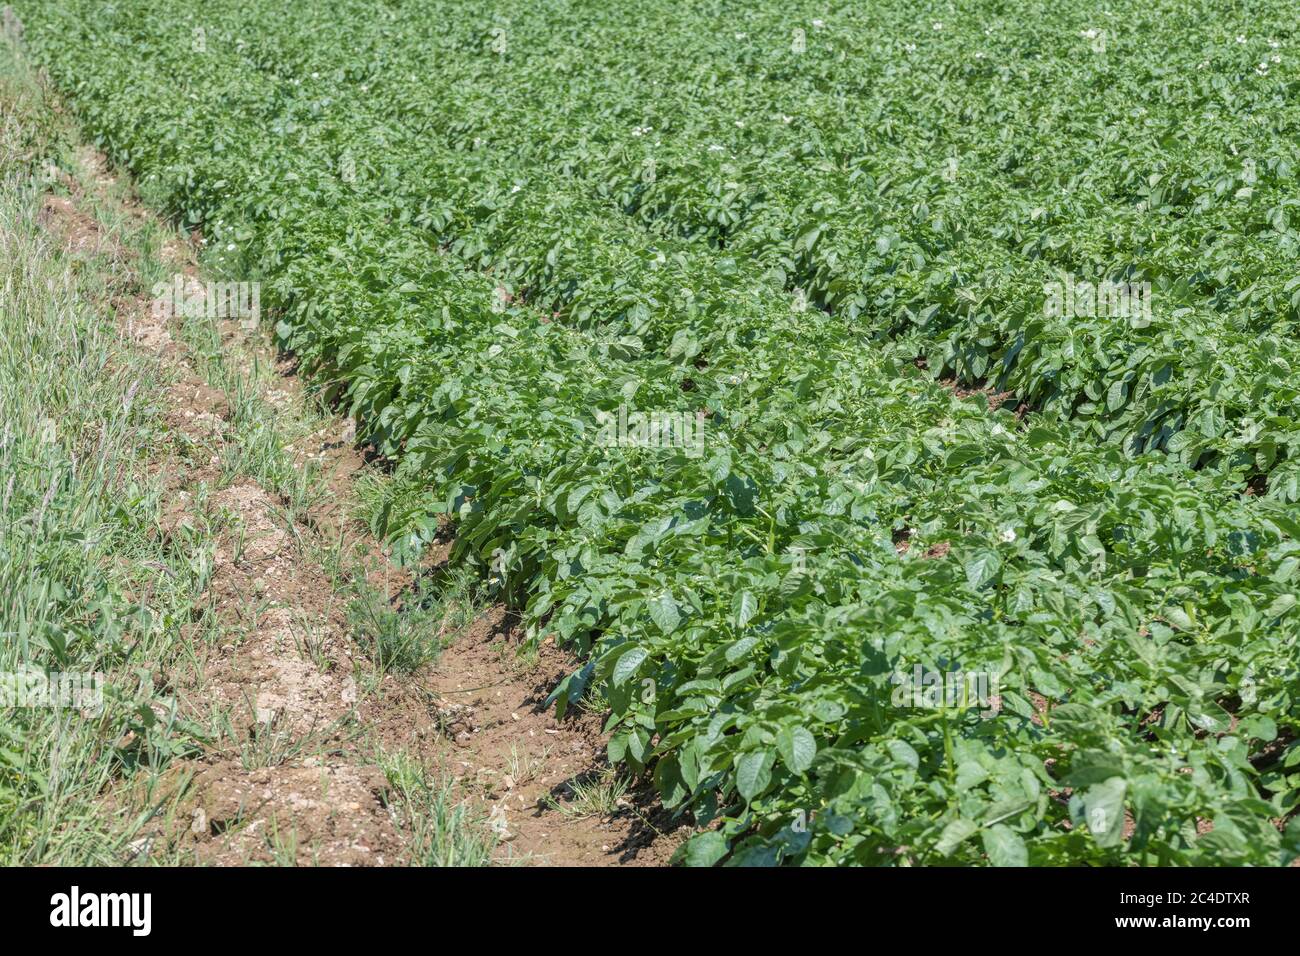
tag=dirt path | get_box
[39,146,679,866]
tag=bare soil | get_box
[42,146,682,867]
